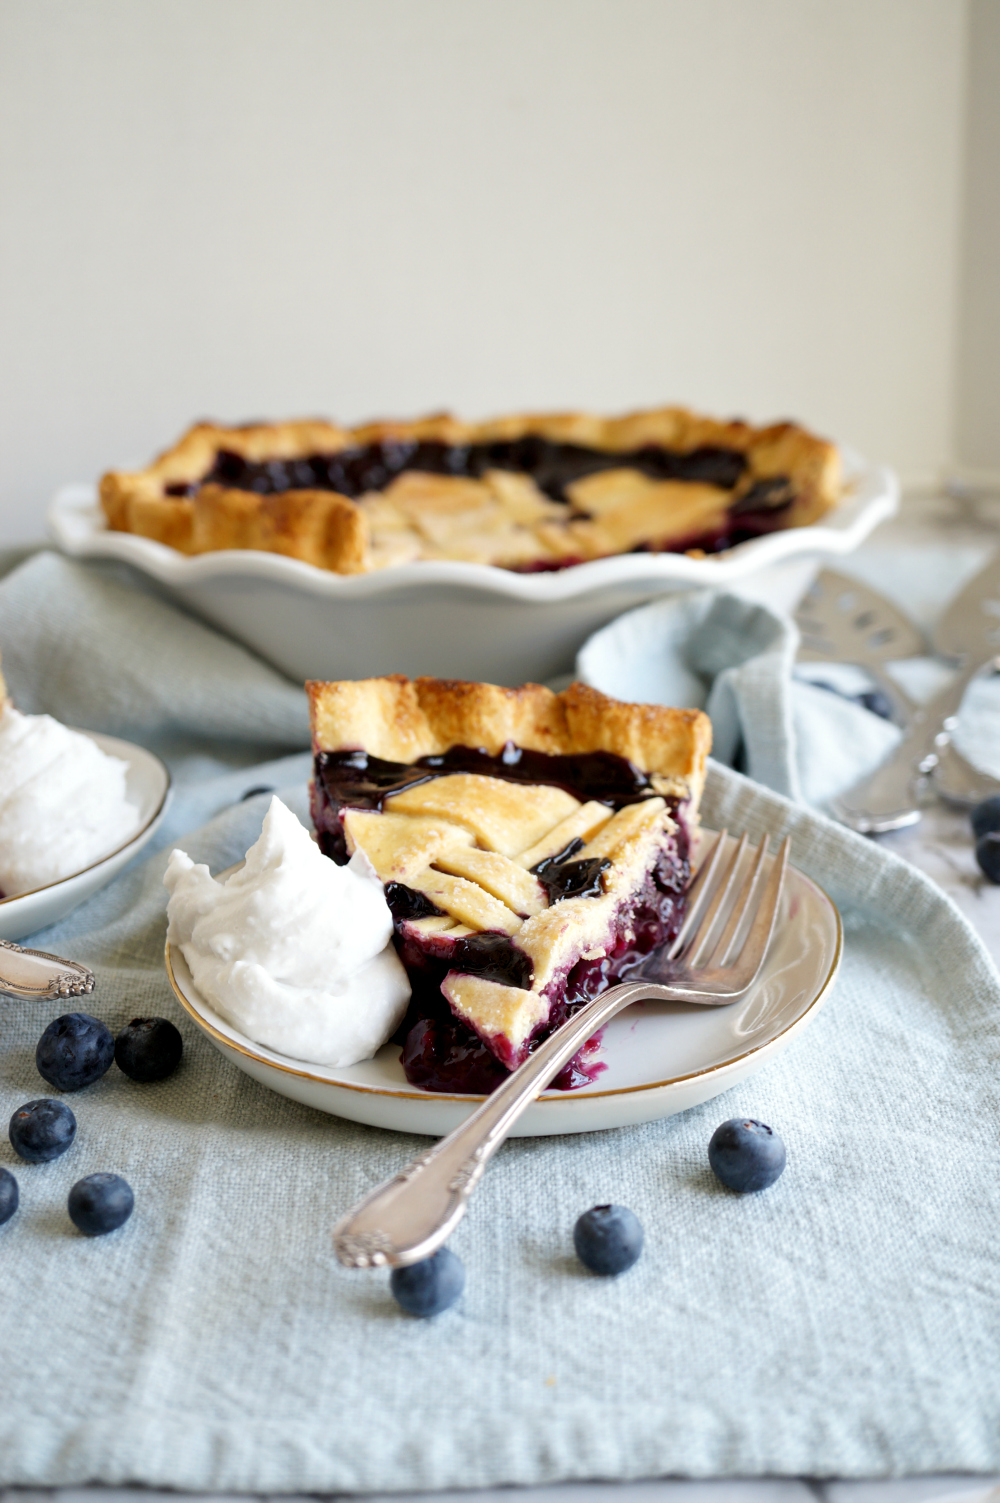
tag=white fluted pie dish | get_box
[49,452,895,684]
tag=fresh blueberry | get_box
[709,1118,787,1193]
[855,689,894,721]
[573,1204,644,1276]
[976,832,1000,885]
[9,1098,77,1163]
[36,1012,115,1091]
[0,1167,19,1225]
[115,1017,183,1082]
[390,1247,465,1316]
[971,795,1000,842]
[67,1173,134,1236]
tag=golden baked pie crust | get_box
[307,676,711,807]
[100,406,841,575]
[308,676,711,1068]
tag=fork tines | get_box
[668,828,791,980]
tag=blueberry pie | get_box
[101,406,841,574]
[308,675,711,1092]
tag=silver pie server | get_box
[800,560,1000,832]
[795,567,926,727]
[830,555,1000,829]
[0,938,95,1000]
[924,555,1000,809]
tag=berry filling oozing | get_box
[311,743,691,1094]
[165,438,794,561]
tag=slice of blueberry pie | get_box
[101,405,841,574]
[308,675,711,1093]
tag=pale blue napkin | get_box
[576,581,1000,811]
[0,552,999,1491]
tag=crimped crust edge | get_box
[307,676,711,808]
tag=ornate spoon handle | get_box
[0,939,95,1000]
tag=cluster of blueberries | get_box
[2,999,793,1310]
[973,794,1000,884]
[391,1117,787,1317]
[2,1011,182,1237]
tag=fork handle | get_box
[332,977,656,1269]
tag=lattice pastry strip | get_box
[344,783,673,959]
[431,847,547,918]
[514,801,614,869]
[341,810,473,885]
[440,974,551,1059]
[383,775,580,858]
[408,871,523,937]
[576,799,666,860]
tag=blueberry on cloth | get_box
[36,1012,115,1091]
[573,1204,644,1276]
[115,1017,183,1082]
[976,833,1000,885]
[0,1167,19,1225]
[709,1118,786,1193]
[807,682,894,721]
[67,1173,134,1236]
[971,795,1000,842]
[855,689,894,721]
[390,1247,465,1316]
[8,1098,77,1163]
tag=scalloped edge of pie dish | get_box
[164,832,843,1138]
[48,450,896,602]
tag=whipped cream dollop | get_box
[164,797,410,1067]
[0,703,142,897]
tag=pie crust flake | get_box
[100,406,841,575]
[307,675,711,1092]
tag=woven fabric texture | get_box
[0,552,998,1491]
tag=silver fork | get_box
[333,829,790,1270]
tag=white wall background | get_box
[956,0,1000,476]
[0,0,976,543]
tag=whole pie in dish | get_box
[100,405,841,575]
[308,675,711,1092]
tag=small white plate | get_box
[48,453,896,684]
[0,732,171,941]
[165,832,842,1138]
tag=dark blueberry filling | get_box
[532,850,611,900]
[395,841,688,1094]
[315,742,657,815]
[165,438,797,561]
[393,923,536,995]
[169,437,751,505]
[384,883,444,922]
[729,476,796,515]
[451,933,535,989]
[309,741,691,1095]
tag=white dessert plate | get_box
[165,830,842,1138]
[49,453,896,684]
[0,732,171,942]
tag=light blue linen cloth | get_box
[0,552,999,1491]
[576,585,1000,810]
